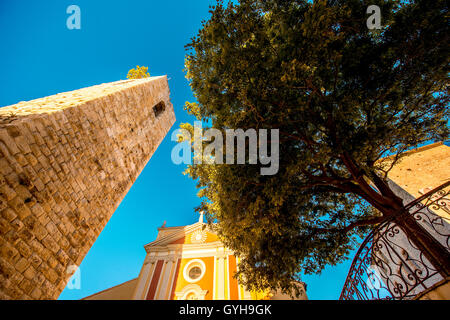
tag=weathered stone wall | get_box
[386,142,450,196]
[0,77,175,299]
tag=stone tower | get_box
[0,77,175,299]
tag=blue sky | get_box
[0,0,355,300]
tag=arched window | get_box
[174,284,208,300]
[185,292,199,300]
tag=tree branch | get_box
[343,216,386,233]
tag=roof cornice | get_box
[144,222,214,252]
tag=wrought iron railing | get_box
[339,181,450,300]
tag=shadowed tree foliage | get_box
[182,0,449,297]
[127,65,150,79]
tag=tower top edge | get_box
[0,76,169,119]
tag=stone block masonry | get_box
[0,77,175,299]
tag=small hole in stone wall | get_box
[153,101,166,118]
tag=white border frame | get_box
[183,259,206,283]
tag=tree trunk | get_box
[393,211,450,277]
[368,189,450,278]
[341,153,450,276]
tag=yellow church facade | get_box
[136,216,248,300]
[83,214,307,300]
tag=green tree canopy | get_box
[182,0,449,296]
[127,65,150,79]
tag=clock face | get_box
[191,230,207,243]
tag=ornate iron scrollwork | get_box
[340,182,450,300]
